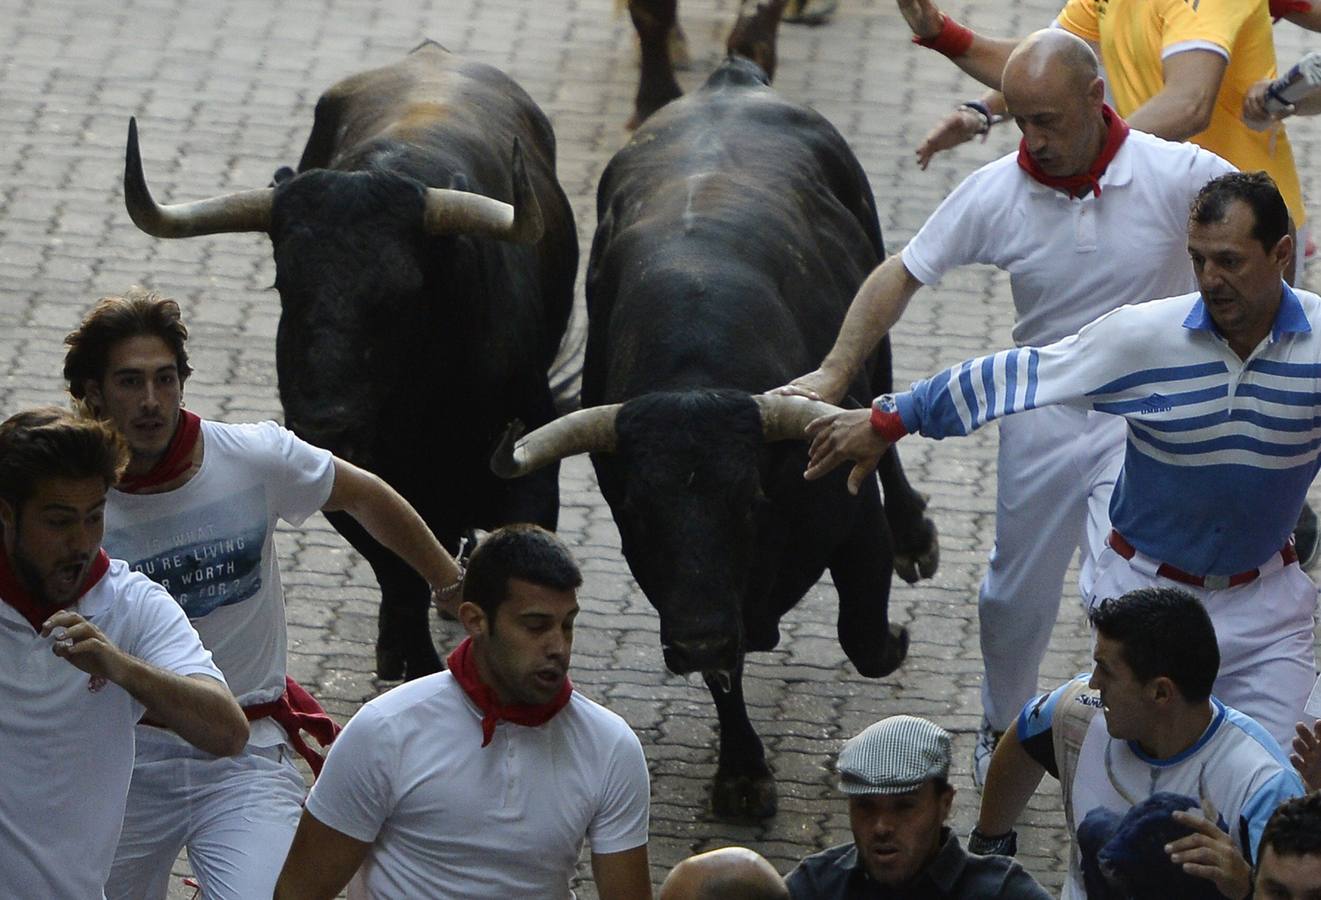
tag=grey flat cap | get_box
[837,715,952,795]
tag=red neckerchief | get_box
[0,545,111,632]
[243,676,342,777]
[447,636,573,747]
[1017,104,1130,199]
[1271,0,1311,22]
[117,410,202,493]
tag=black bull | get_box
[123,41,578,680]
[492,58,939,819]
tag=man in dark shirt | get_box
[786,715,1050,899]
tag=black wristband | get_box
[958,100,995,135]
[968,827,1018,857]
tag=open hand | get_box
[917,108,984,169]
[896,0,943,39]
[1291,719,1321,791]
[804,408,890,494]
[771,368,849,404]
[1166,805,1252,900]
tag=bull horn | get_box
[423,138,544,244]
[754,393,842,442]
[124,117,273,238]
[490,404,621,479]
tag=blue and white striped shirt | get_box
[893,284,1321,575]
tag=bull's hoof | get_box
[851,624,909,678]
[712,772,778,820]
[894,516,939,584]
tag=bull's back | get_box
[587,61,880,397]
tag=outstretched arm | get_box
[323,458,463,606]
[42,609,248,756]
[778,255,925,404]
[897,0,1021,90]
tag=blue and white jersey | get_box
[892,284,1321,574]
[1017,675,1305,900]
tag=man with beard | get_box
[274,525,651,900]
[61,289,464,900]
[0,407,247,899]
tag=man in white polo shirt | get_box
[780,28,1236,783]
[804,170,1321,750]
[274,525,651,900]
[0,407,248,900]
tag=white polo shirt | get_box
[900,129,1235,346]
[0,559,224,900]
[306,671,651,900]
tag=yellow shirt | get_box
[1058,0,1305,226]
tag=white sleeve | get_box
[586,721,650,855]
[250,421,335,527]
[304,703,396,843]
[126,581,225,683]
[900,168,998,286]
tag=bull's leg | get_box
[324,510,442,681]
[869,335,939,583]
[727,0,789,79]
[705,661,777,819]
[828,487,908,677]
[628,0,682,129]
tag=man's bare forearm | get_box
[819,255,925,391]
[118,659,248,756]
[326,460,461,591]
[977,726,1047,835]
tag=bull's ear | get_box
[447,172,470,192]
[270,166,296,187]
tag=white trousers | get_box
[1088,543,1318,749]
[979,406,1126,731]
[106,738,306,900]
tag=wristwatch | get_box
[968,827,1018,857]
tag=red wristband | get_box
[869,405,909,443]
[913,13,974,58]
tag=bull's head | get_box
[122,117,544,462]
[491,391,838,675]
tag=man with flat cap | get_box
[661,847,789,900]
[786,715,1050,899]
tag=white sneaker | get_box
[972,718,1003,789]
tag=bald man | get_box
[660,848,788,900]
[780,29,1236,785]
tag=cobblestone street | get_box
[1,0,1319,895]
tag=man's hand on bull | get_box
[772,367,850,404]
[803,409,890,495]
[916,108,984,169]
[896,0,944,39]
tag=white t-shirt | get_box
[103,420,334,746]
[901,130,1235,346]
[305,672,651,900]
[0,560,224,900]
[1018,675,1305,898]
